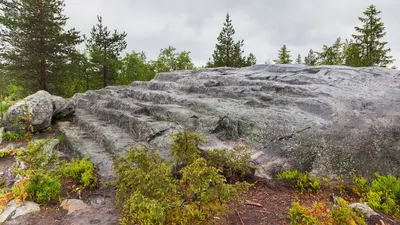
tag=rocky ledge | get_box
[5,65,400,179]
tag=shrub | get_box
[277,170,320,193]
[12,170,61,205]
[204,145,253,183]
[169,130,204,166]
[288,198,366,225]
[113,143,251,225]
[14,139,58,171]
[360,173,400,217]
[57,158,98,188]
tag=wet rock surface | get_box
[62,65,400,179]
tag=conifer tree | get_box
[318,37,344,65]
[304,49,318,66]
[207,13,255,68]
[274,45,292,64]
[0,0,82,92]
[85,16,127,88]
[351,5,394,67]
[296,54,302,64]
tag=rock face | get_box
[3,91,75,134]
[0,200,40,223]
[62,65,400,179]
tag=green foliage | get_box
[57,158,98,188]
[116,51,155,85]
[277,170,320,193]
[350,5,394,67]
[204,145,253,183]
[274,45,292,64]
[288,198,366,225]
[207,13,256,68]
[318,37,344,65]
[12,170,61,205]
[0,0,82,92]
[169,130,205,166]
[85,15,127,88]
[151,46,195,73]
[304,49,318,66]
[14,139,58,171]
[113,133,252,225]
[359,173,400,216]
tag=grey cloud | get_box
[64,0,400,67]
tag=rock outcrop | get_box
[2,91,74,134]
[60,65,400,179]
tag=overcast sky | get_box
[64,0,400,67]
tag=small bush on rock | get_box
[169,130,204,166]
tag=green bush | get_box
[114,139,252,225]
[57,158,98,188]
[360,173,400,217]
[12,170,61,205]
[204,145,253,183]
[277,170,320,193]
[169,130,204,166]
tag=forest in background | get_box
[0,1,395,99]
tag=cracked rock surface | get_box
[62,64,400,179]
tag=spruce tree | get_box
[207,13,255,68]
[0,0,82,93]
[304,49,318,66]
[85,16,127,88]
[351,5,394,67]
[296,54,302,64]
[318,38,344,65]
[274,45,292,64]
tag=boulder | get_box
[3,91,75,134]
[60,199,89,214]
[51,95,75,119]
[0,200,40,223]
[2,91,53,134]
[68,65,400,179]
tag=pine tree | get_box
[85,16,127,88]
[274,45,292,64]
[207,13,255,68]
[318,37,344,65]
[304,49,318,66]
[351,5,394,67]
[296,54,302,64]
[343,39,363,67]
[0,0,82,93]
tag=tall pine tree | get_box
[274,45,292,64]
[351,5,393,67]
[0,0,82,93]
[85,16,127,88]
[207,13,256,68]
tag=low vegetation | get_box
[113,131,253,225]
[0,139,98,207]
[277,170,321,193]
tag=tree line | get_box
[0,1,395,98]
[274,5,395,69]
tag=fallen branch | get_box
[245,200,263,207]
[235,209,245,225]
